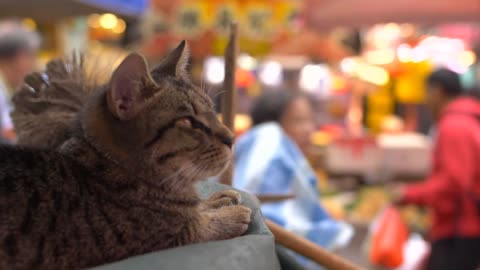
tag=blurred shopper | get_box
[0,20,40,142]
[234,90,353,268]
[393,68,480,270]
[250,90,315,154]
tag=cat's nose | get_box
[220,136,233,148]
[215,129,234,148]
[213,117,234,148]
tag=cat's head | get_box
[83,41,233,183]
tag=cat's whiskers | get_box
[200,74,206,94]
[205,85,214,97]
[155,162,210,199]
[213,90,226,99]
[156,160,197,187]
[181,164,205,182]
[220,155,233,173]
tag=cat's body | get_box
[0,145,240,269]
[0,42,251,269]
[1,146,173,268]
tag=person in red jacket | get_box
[394,68,480,270]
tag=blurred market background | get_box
[1,0,480,268]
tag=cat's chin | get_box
[213,160,232,177]
[190,162,230,183]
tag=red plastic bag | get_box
[369,206,409,268]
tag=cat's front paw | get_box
[203,190,241,209]
[208,205,252,240]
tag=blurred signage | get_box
[214,5,236,35]
[176,6,203,37]
[144,0,300,56]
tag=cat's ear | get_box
[151,40,190,80]
[107,53,157,121]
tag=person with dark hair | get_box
[250,91,315,154]
[0,20,40,141]
[425,68,463,121]
[392,68,480,270]
[234,90,353,269]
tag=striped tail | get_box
[11,53,93,149]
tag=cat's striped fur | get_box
[0,41,251,269]
[11,52,91,149]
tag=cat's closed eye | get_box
[189,117,213,136]
[176,117,192,128]
[176,116,211,134]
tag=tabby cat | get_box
[0,41,251,269]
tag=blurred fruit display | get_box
[346,186,430,231]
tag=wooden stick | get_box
[218,22,363,270]
[219,22,238,186]
[256,194,295,203]
[266,220,364,270]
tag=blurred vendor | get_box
[0,20,40,142]
[249,90,315,154]
[233,90,352,268]
[393,69,480,270]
